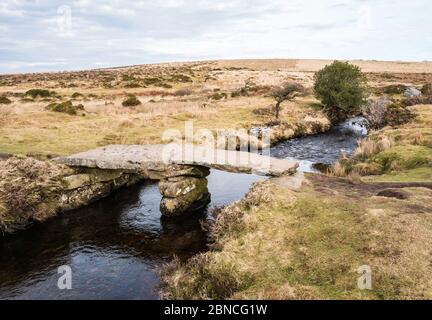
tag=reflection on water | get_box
[0,170,265,300]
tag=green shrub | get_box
[71,92,83,99]
[0,96,12,104]
[25,89,56,98]
[369,145,431,173]
[313,61,368,122]
[122,74,136,81]
[45,101,84,115]
[142,77,160,85]
[122,95,142,107]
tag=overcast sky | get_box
[0,0,431,73]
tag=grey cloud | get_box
[0,0,431,73]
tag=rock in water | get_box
[159,176,211,217]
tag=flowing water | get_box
[0,118,367,300]
[270,117,367,171]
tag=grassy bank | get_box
[161,175,432,299]
[331,104,432,180]
[161,104,432,300]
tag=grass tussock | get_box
[353,136,395,160]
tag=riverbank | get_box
[160,105,432,300]
[0,157,142,234]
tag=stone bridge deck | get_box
[56,144,298,177]
[55,144,298,217]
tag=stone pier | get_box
[159,168,210,216]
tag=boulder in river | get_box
[160,176,210,217]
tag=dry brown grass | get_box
[0,157,71,233]
[353,136,395,160]
[0,89,328,156]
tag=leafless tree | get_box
[271,83,305,120]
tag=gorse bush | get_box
[314,61,368,122]
[142,77,172,88]
[25,89,56,98]
[45,101,84,115]
[122,95,142,107]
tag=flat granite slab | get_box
[55,144,298,177]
